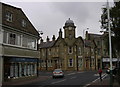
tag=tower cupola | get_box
[63,18,76,38]
[63,18,76,28]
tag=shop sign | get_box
[9,57,38,62]
[102,58,119,62]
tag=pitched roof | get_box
[39,41,56,48]
[1,2,39,37]
[88,33,102,38]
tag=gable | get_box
[74,37,84,46]
[54,38,66,47]
[2,3,39,37]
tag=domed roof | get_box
[63,18,76,28]
[65,18,74,24]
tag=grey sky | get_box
[1,1,114,41]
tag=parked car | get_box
[52,69,64,78]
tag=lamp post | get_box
[38,30,43,76]
[107,0,113,86]
[83,28,89,70]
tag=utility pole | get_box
[107,0,113,86]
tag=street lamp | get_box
[107,0,113,86]
[38,30,43,76]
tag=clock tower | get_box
[63,18,76,39]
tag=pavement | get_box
[86,75,120,87]
[2,72,120,87]
[2,75,51,86]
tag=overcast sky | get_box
[1,0,114,41]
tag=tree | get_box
[100,1,120,57]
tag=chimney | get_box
[85,31,88,40]
[46,36,50,42]
[59,28,62,38]
[52,35,56,41]
[40,38,43,43]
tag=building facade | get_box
[39,18,97,71]
[84,40,96,70]
[85,31,103,70]
[0,3,40,83]
[101,32,119,69]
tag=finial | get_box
[60,28,62,31]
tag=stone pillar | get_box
[34,63,37,75]
[28,64,30,76]
[30,64,33,75]
[26,63,28,76]
[15,63,18,78]
[0,56,3,86]
[24,64,26,76]
[19,63,22,77]
[10,63,14,78]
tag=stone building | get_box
[101,32,119,69]
[0,3,40,83]
[84,40,96,70]
[39,18,97,71]
[85,31,103,70]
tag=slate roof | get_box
[39,41,56,48]
[1,2,39,37]
[88,33,102,39]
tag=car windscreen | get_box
[54,70,62,72]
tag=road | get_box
[23,70,108,87]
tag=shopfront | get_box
[4,57,38,81]
[102,58,120,69]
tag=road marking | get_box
[84,84,90,87]
[92,78,99,83]
[66,73,76,76]
[102,74,107,79]
[51,79,66,84]
[84,73,108,87]
[92,73,107,83]
[70,76,76,79]
[94,73,106,77]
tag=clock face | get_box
[68,27,72,30]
